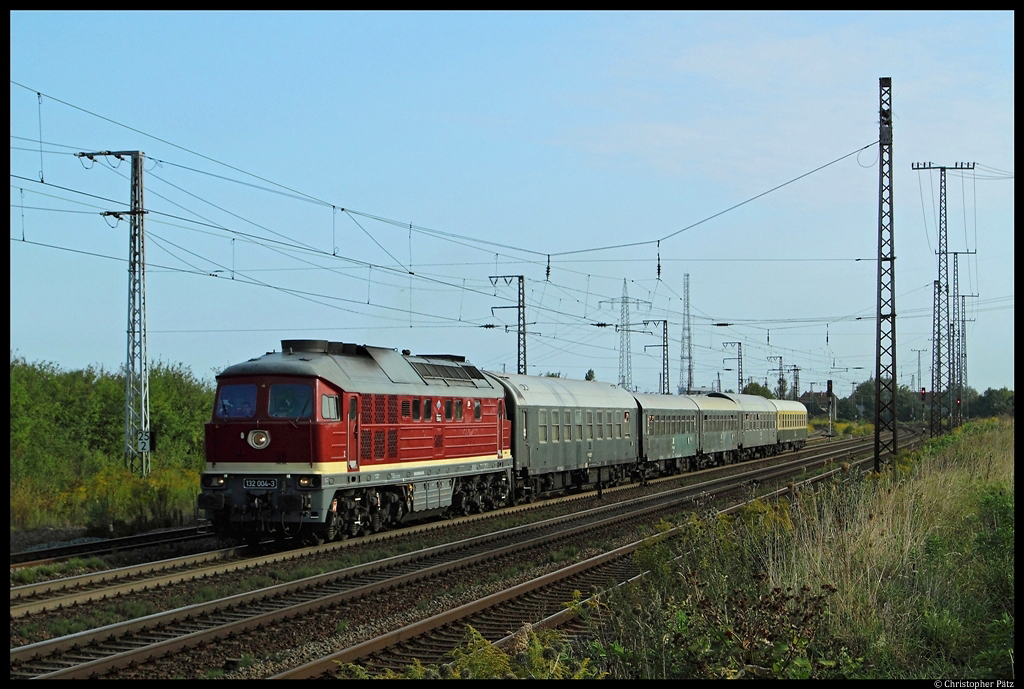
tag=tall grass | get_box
[585,417,1014,679]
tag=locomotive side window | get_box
[455,399,463,421]
[424,398,432,422]
[445,399,453,421]
[412,398,421,421]
[349,396,358,420]
[474,399,482,420]
[269,384,313,418]
[215,384,257,419]
[321,394,340,420]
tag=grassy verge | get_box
[380,417,1013,679]
[583,416,1014,678]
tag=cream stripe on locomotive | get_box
[205,449,513,475]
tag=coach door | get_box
[347,394,359,471]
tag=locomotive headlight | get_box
[297,475,320,489]
[247,429,271,450]
[201,474,226,488]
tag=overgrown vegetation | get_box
[10,353,215,533]
[376,418,1013,679]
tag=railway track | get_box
[10,433,902,679]
[276,432,927,679]
[10,435,869,621]
[10,524,215,571]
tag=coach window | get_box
[596,411,603,439]
[551,410,560,442]
[321,394,340,421]
[564,411,571,442]
[575,410,583,441]
[586,410,594,440]
[539,409,548,443]
[474,399,482,421]
[615,410,622,438]
[412,398,421,421]
[455,399,463,421]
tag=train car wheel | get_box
[324,512,339,542]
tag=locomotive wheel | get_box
[244,532,262,548]
[324,511,339,542]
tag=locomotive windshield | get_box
[215,384,257,419]
[269,383,313,419]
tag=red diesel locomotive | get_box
[198,340,513,544]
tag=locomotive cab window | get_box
[321,394,340,421]
[269,383,313,419]
[349,396,357,420]
[215,383,257,419]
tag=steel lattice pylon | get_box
[873,78,898,469]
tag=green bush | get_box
[10,353,214,531]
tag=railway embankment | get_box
[342,417,1014,680]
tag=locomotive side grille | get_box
[361,396,372,423]
[388,395,398,424]
[360,430,371,461]
[387,429,398,458]
[374,430,385,459]
[374,396,385,424]
[401,400,411,417]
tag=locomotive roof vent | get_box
[326,342,370,357]
[281,339,329,355]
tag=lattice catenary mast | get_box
[873,77,898,471]
[76,150,152,476]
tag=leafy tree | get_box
[543,371,562,378]
[973,387,1014,418]
[585,369,596,381]
[741,381,774,399]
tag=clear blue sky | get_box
[10,11,1014,397]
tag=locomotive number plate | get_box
[243,478,278,489]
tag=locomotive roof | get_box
[217,340,502,398]
[483,372,637,409]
